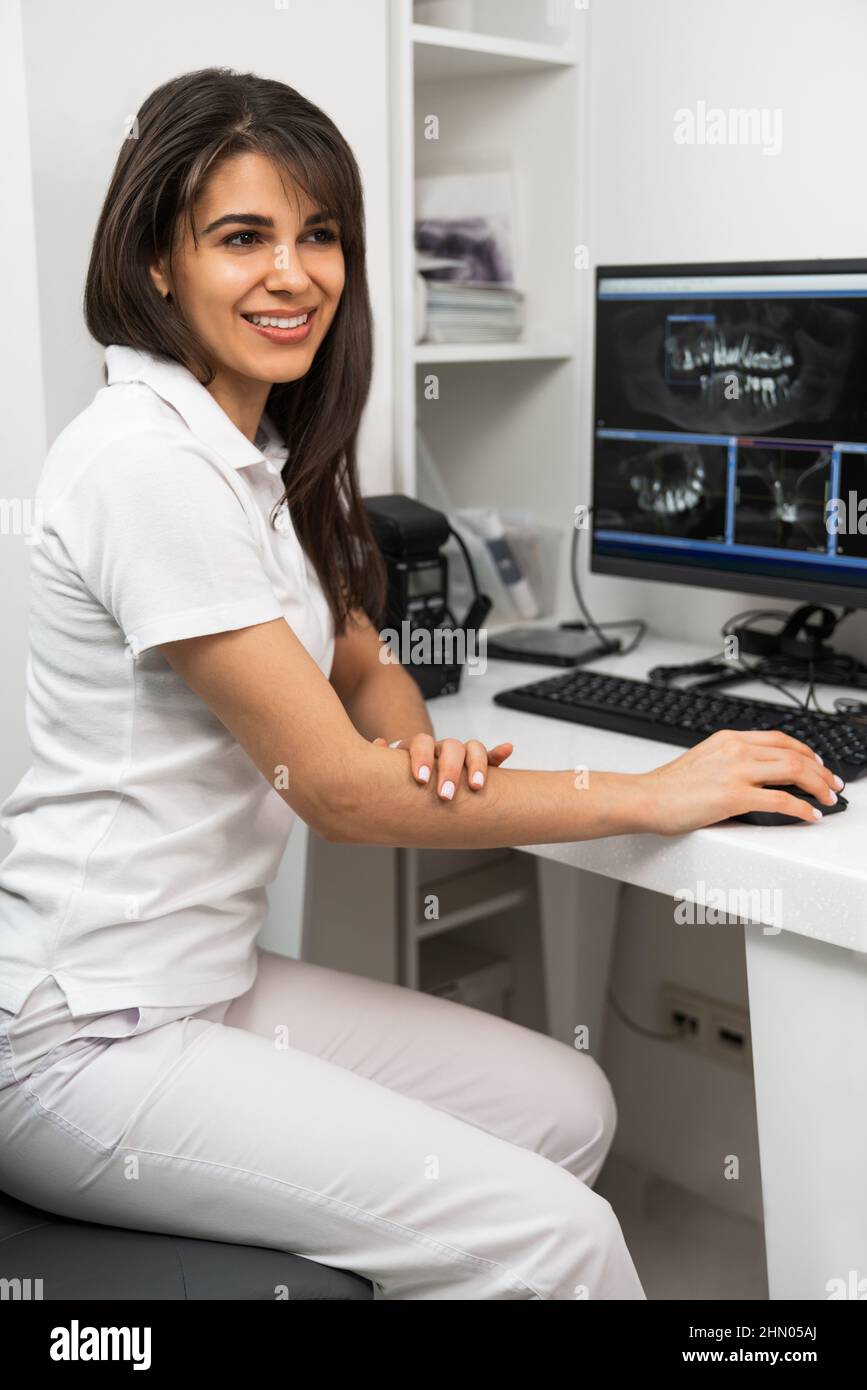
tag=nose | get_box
[262,240,313,297]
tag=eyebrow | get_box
[200,209,339,236]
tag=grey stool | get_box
[0,1187,374,1300]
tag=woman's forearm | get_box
[341,662,434,744]
[322,743,654,847]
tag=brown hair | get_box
[84,66,386,635]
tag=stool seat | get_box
[0,1188,374,1300]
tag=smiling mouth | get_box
[241,310,311,327]
[240,308,317,343]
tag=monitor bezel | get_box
[590,256,867,610]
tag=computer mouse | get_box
[730,785,848,826]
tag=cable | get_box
[607,988,682,1042]
[447,523,482,598]
[645,605,867,708]
[568,509,647,656]
[727,649,810,710]
[722,605,867,712]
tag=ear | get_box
[148,259,171,300]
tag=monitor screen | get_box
[591,259,867,608]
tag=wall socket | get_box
[659,982,753,1075]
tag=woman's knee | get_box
[509,1162,642,1299]
[558,1189,644,1299]
[541,1044,618,1183]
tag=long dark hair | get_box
[84,66,386,636]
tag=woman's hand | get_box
[637,728,845,835]
[372,734,514,799]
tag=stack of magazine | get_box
[422,280,525,344]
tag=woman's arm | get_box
[160,616,841,847]
[329,606,435,742]
[329,606,512,796]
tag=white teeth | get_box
[244,312,309,329]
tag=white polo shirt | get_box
[0,344,335,1017]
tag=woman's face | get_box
[150,151,345,388]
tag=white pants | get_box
[0,948,645,1300]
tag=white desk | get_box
[430,631,867,1301]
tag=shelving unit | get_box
[414,340,573,364]
[412,22,577,79]
[387,1,592,1030]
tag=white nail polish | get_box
[418,765,431,782]
[440,780,455,800]
[815,753,824,764]
[471,770,484,787]
[812,807,822,819]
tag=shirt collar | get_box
[104,344,289,472]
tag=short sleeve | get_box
[49,434,284,655]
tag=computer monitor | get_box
[591,258,867,609]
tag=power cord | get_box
[564,507,647,656]
[651,603,867,719]
[607,988,682,1042]
[722,606,867,715]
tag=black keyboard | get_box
[494,668,867,782]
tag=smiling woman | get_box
[84,67,384,634]
[0,63,647,1303]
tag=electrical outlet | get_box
[659,982,752,1075]
[659,983,707,1058]
[707,999,752,1074]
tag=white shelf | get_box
[412,23,576,81]
[415,852,531,941]
[414,339,575,364]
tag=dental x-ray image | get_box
[594,438,728,540]
[664,311,796,413]
[593,272,867,582]
[733,445,831,552]
[596,296,864,438]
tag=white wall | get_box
[1,0,395,957]
[583,0,867,662]
[0,0,48,802]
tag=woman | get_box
[0,68,837,1301]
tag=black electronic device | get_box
[363,494,491,699]
[493,667,867,782]
[730,786,848,826]
[485,626,621,667]
[591,258,867,611]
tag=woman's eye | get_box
[222,228,338,248]
[224,231,263,248]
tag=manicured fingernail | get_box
[471,770,485,787]
[828,790,838,803]
[418,765,431,782]
[815,753,824,764]
[833,774,844,789]
[812,807,822,819]
[439,779,455,800]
